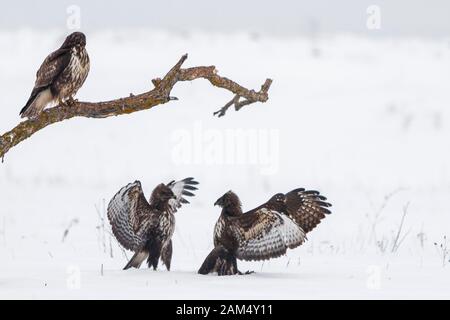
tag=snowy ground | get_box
[0,29,449,299]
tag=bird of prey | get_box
[107,178,198,271]
[198,188,332,275]
[20,32,90,119]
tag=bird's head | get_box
[214,190,241,209]
[151,184,176,202]
[61,32,86,49]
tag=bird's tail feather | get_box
[20,93,38,117]
[123,250,149,270]
[198,245,238,276]
[20,88,53,119]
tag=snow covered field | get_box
[0,30,449,299]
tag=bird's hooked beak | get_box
[214,194,227,207]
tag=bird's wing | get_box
[229,207,306,261]
[284,188,332,234]
[166,177,199,213]
[107,181,154,251]
[21,48,71,115]
[34,48,71,89]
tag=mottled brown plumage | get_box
[20,32,90,119]
[107,178,199,271]
[198,188,332,276]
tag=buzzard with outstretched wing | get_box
[198,188,331,275]
[107,177,199,270]
[20,32,90,119]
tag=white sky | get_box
[0,0,449,37]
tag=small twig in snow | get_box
[434,236,449,267]
[391,202,410,253]
[366,188,404,245]
[61,218,79,242]
[417,224,427,249]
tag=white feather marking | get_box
[167,178,197,213]
[28,88,55,116]
[107,181,143,251]
[237,209,306,261]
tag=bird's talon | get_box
[213,109,225,117]
[238,270,254,275]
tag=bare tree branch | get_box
[0,54,272,160]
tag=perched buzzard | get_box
[198,188,332,275]
[107,177,199,271]
[20,32,90,119]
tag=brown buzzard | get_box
[107,177,199,271]
[20,32,90,119]
[198,188,332,275]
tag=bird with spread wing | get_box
[107,177,199,271]
[198,188,332,275]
